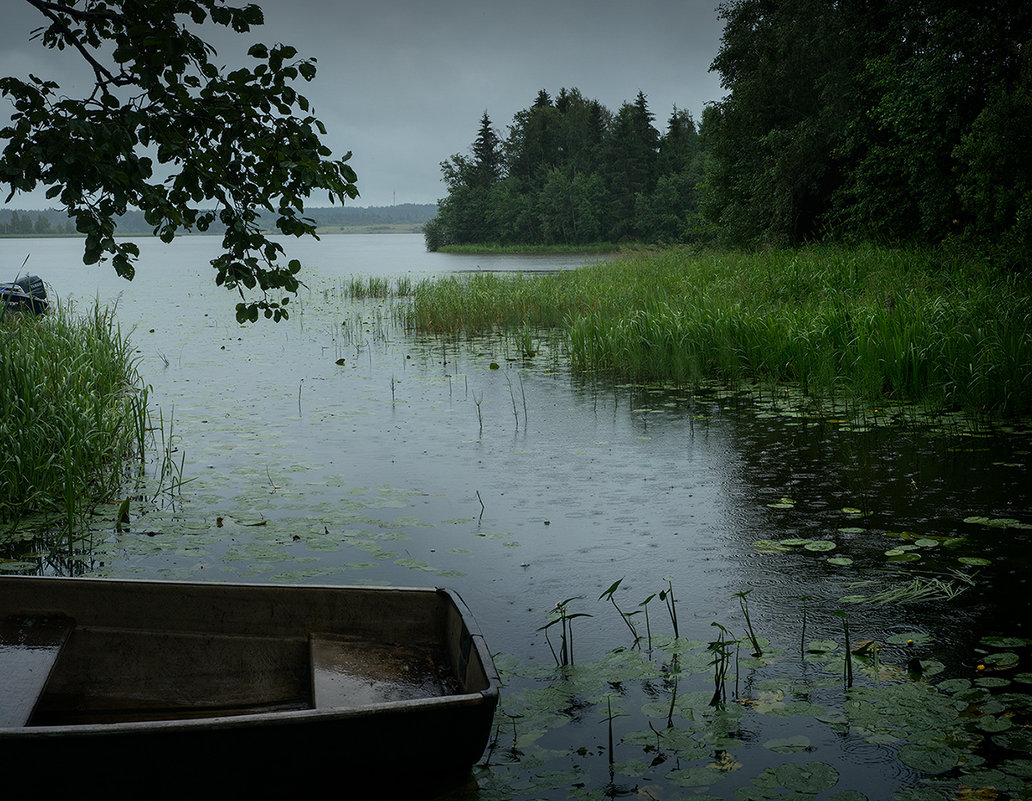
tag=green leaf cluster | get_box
[702,0,1032,265]
[432,4,1031,265]
[427,88,706,249]
[1,0,359,322]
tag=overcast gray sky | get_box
[1,0,727,209]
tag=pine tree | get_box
[472,112,502,187]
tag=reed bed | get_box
[1,302,150,533]
[338,275,414,300]
[404,245,1032,417]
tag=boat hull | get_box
[0,576,499,795]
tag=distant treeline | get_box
[0,204,438,236]
[424,88,702,250]
[429,1,1031,267]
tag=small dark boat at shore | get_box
[1,274,48,315]
[0,576,500,796]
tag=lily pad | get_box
[897,743,958,774]
[666,766,726,788]
[804,540,836,552]
[982,652,1020,669]
[887,632,932,645]
[827,556,854,566]
[764,735,811,753]
[774,762,840,793]
[963,516,1032,529]
[958,557,992,566]
[753,539,793,553]
[980,636,1027,649]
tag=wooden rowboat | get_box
[0,575,500,796]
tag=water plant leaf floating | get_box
[897,743,958,774]
[982,651,1020,669]
[774,761,840,793]
[666,766,726,788]
[993,726,1032,753]
[763,735,810,753]
[963,516,1032,529]
[976,715,1013,732]
[752,539,793,553]
[779,538,813,546]
[958,557,992,566]
[827,556,854,566]
[887,632,932,645]
[980,636,1027,648]
[1001,759,1032,778]
[804,540,836,552]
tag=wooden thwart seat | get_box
[0,615,74,727]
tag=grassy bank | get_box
[404,245,1032,418]
[1,303,150,534]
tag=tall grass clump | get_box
[404,245,1032,417]
[341,275,415,300]
[1,302,150,534]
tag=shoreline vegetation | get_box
[404,244,1032,420]
[0,303,151,537]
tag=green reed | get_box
[339,275,415,300]
[0,301,151,533]
[539,596,592,667]
[404,244,1032,417]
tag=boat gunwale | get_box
[0,575,500,738]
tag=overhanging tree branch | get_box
[2,0,359,322]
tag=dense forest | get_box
[0,204,437,237]
[427,0,1031,267]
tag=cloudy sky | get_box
[1,0,727,209]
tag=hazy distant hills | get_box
[0,204,438,236]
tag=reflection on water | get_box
[2,235,1030,799]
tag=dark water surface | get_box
[3,235,1030,799]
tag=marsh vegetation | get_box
[0,303,154,544]
[406,245,1032,418]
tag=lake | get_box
[3,233,1031,799]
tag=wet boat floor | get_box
[311,635,461,708]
